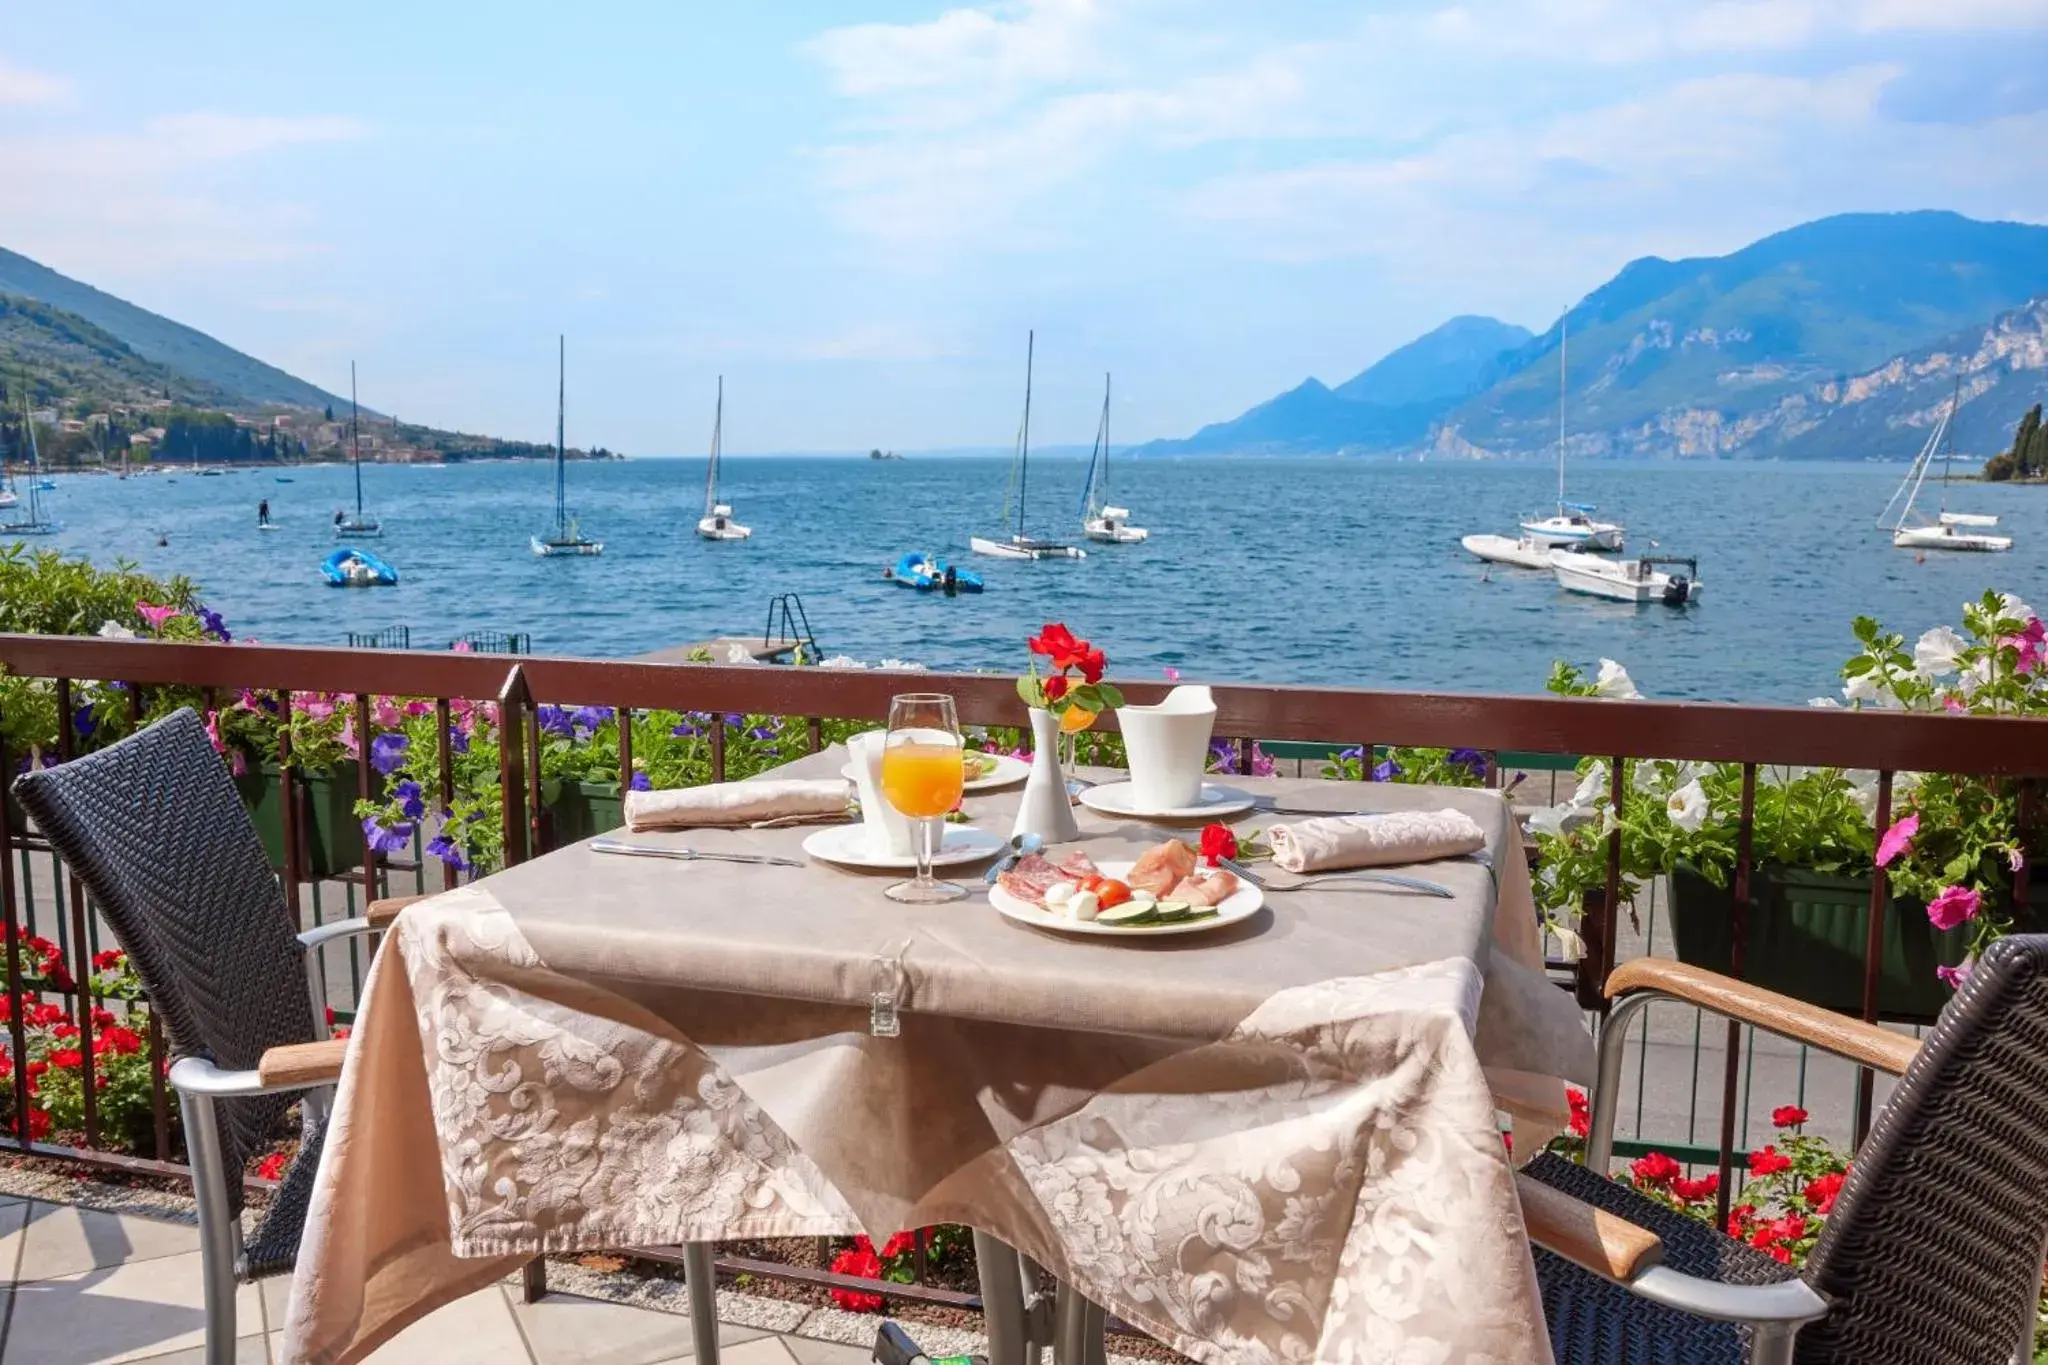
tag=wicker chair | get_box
[9,710,412,1363]
[1519,936,2048,1364]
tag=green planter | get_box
[541,780,626,848]
[1667,863,2048,1023]
[236,762,365,879]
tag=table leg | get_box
[1053,1283,1106,1365]
[683,1241,722,1364]
[521,1257,547,1303]
[974,1230,1030,1365]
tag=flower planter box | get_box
[541,780,626,849]
[235,763,365,879]
[1667,863,2048,1023]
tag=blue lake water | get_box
[22,455,2045,702]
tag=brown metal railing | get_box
[3,633,2047,1310]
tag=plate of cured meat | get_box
[989,838,1262,938]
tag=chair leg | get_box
[974,1231,1031,1365]
[1586,991,1658,1174]
[177,1089,241,1365]
[1053,1282,1105,1365]
[682,1242,721,1364]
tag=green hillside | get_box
[0,294,236,412]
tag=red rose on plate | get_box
[1199,823,1238,866]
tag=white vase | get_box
[1013,708,1082,844]
[1117,685,1217,811]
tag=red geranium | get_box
[1770,1105,1808,1130]
[1748,1145,1792,1177]
[1566,1088,1590,1140]
[1803,1171,1846,1214]
[256,1151,290,1182]
[828,1245,886,1313]
[1669,1173,1719,1204]
[1199,823,1238,867]
[1630,1151,1682,1187]
[1726,1202,1757,1238]
[48,1048,82,1071]
[880,1231,915,1261]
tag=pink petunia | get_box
[301,697,335,722]
[1876,813,1919,868]
[1927,884,1981,931]
[1163,667,1181,681]
[135,603,180,632]
[1943,695,1966,714]
[1936,958,1975,990]
[202,712,225,754]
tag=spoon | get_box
[984,832,1044,885]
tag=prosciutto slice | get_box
[1128,840,1196,897]
[1167,868,1239,908]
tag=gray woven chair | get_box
[12,708,393,1365]
[1521,935,2048,1365]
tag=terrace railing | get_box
[3,632,2046,1311]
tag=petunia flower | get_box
[135,602,181,632]
[1912,625,1966,679]
[1371,758,1402,782]
[394,780,426,821]
[1665,780,1709,833]
[1936,958,1975,990]
[1592,659,1640,699]
[361,817,413,855]
[1926,884,1980,931]
[1875,813,1918,867]
[369,732,409,776]
[629,771,652,791]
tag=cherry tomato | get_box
[1095,879,1132,910]
[1078,874,1106,895]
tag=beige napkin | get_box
[623,778,850,831]
[1267,808,1486,874]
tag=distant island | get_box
[868,448,904,460]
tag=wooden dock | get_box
[637,636,802,666]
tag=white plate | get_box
[801,823,1010,871]
[840,750,1030,793]
[990,859,1264,938]
[1076,781,1257,821]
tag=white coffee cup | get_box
[1116,685,1216,811]
[846,730,914,858]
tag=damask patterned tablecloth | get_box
[281,766,1594,1365]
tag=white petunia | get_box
[1665,780,1710,833]
[1526,805,1568,838]
[1842,672,1897,707]
[1956,656,1993,697]
[1593,659,1640,699]
[96,620,137,639]
[1571,761,1609,809]
[1846,771,1880,819]
[1807,696,1842,708]
[1913,626,1967,679]
[1998,593,2033,623]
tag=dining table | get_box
[279,749,1595,1365]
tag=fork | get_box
[1218,857,1455,899]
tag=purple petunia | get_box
[571,705,614,735]
[369,732,409,775]
[747,725,776,741]
[197,606,232,642]
[1372,758,1403,782]
[536,705,574,737]
[671,720,702,739]
[362,816,413,855]
[73,704,95,740]
[426,832,471,873]
[629,771,652,791]
[1448,747,1488,780]
[723,713,745,729]
[394,779,426,821]
[1337,746,1365,762]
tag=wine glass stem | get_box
[916,818,940,888]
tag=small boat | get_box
[197,469,224,478]
[971,331,1086,562]
[322,547,398,587]
[887,551,983,594]
[1880,383,2011,552]
[1516,314,1624,551]
[1,401,61,536]
[695,377,751,540]
[274,476,295,484]
[1080,375,1147,543]
[1551,550,1700,605]
[33,478,56,490]
[1462,533,1568,570]
[334,363,382,538]
[532,336,604,557]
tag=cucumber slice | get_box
[1096,900,1158,926]
[1147,900,1193,923]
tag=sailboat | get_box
[1518,315,1623,551]
[1080,373,1146,543]
[970,331,1085,561]
[333,363,382,538]
[1881,382,2011,552]
[695,377,750,541]
[1,401,60,535]
[531,335,603,556]
[0,441,18,509]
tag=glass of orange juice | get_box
[880,693,967,903]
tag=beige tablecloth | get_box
[282,763,1593,1365]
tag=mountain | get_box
[1146,211,2048,460]
[0,295,239,411]
[1140,314,1531,455]
[0,247,343,411]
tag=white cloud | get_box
[805,0,1106,100]
[0,57,69,106]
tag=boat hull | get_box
[334,520,383,538]
[1461,534,1555,570]
[323,548,399,586]
[970,536,1085,561]
[1550,551,1701,605]
[1521,517,1625,551]
[1893,526,2012,552]
[1084,520,1148,543]
[696,516,752,540]
[531,536,604,557]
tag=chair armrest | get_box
[1606,957,1920,1076]
[367,894,427,928]
[1516,1171,1663,1280]
[1520,1174,1831,1327]
[167,1038,348,1099]
[299,916,377,952]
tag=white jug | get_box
[846,730,914,858]
[1116,685,1216,811]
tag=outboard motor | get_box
[1662,575,1690,606]
[943,566,958,597]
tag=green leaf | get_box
[1015,675,1042,709]
[1094,682,1125,709]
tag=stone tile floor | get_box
[0,1195,885,1365]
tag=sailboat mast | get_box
[1099,373,1111,505]
[1938,377,1961,513]
[350,362,364,519]
[555,335,568,532]
[1556,313,1568,512]
[1017,331,1033,538]
[705,377,722,517]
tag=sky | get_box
[3,1,2046,453]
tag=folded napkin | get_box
[1267,807,1486,874]
[623,778,851,832]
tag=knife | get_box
[589,838,804,868]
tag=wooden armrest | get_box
[366,894,426,928]
[256,1038,349,1089]
[1517,1171,1663,1281]
[1607,957,1920,1077]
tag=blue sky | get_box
[3,1,2046,452]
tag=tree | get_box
[324,403,335,423]
[1987,404,2043,480]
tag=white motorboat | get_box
[333,362,382,538]
[531,336,603,557]
[1551,549,1701,605]
[971,331,1085,562]
[1462,533,1564,570]
[694,378,751,541]
[1518,313,1624,551]
[1879,381,2010,553]
[1079,375,1147,543]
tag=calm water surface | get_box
[29,456,2047,702]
